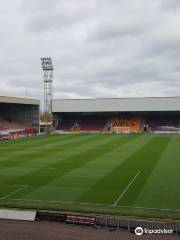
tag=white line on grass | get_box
[0,198,109,207]
[0,185,29,199]
[115,205,180,212]
[1,197,180,212]
[0,184,27,187]
[113,171,141,206]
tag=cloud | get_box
[161,0,180,10]
[22,0,97,33]
[0,0,180,110]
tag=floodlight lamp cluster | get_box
[41,57,53,70]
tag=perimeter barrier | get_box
[36,210,180,235]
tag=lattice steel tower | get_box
[41,57,54,113]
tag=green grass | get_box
[0,133,180,220]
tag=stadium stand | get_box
[78,115,109,132]
[53,98,180,133]
[58,116,78,131]
[146,115,180,132]
[0,127,7,130]
[112,116,142,133]
[0,95,40,139]
[0,117,26,130]
[58,115,109,132]
[56,113,180,133]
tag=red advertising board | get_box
[66,215,96,226]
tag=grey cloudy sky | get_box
[1,0,180,104]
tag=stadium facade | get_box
[0,95,40,132]
[52,97,180,133]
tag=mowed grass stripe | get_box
[45,135,151,202]
[0,134,180,220]
[24,135,145,202]
[24,135,124,167]
[0,134,69,149]
[0,134,88,157]
[0,134,98,158]
[0,135,84,164]
[0,135,122,184]
[134,135,180,210]
[0,134,110,188]
[78,135,153,204]
[0,134,104,168]
[5,135,138,199]
[0,135,79,158]
[117,135,171,206]
[79,136,170,205]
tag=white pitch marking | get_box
[0,183,28,187]
[1,198,180,213]
[113,171,141,206]
[115,205,180,212]
[0,184,27,187]
[0,198,109,207]
[0,185,29,199]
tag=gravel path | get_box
[0,219,179,240]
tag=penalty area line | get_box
[0,185,29,200]
[113,171,141,206]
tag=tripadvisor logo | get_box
[135,227,143,235]
[135,226,173,235]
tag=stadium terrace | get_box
[0,95,39,140]
[52,97,180,133]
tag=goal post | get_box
[114,127,130,133]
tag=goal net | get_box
[114,127,130,133]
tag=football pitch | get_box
[0,133,180,219]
